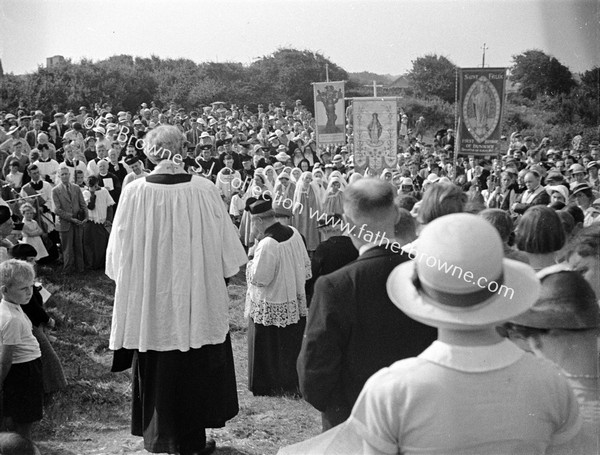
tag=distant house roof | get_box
[389,75,411,89]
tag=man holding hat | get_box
[52,167,88,273]
[290,214,580,454]
[245,195,311,397]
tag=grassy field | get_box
[33,265,321,454]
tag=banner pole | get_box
[454,68,460,167]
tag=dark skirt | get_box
[131,333,239,454]
[82,221,109,270]
[248,317,306,396]
[31,326,67,394]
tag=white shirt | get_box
[346,340,581,455]
[0,299,41,364]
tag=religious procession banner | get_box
[458,68,507,156]
[313,81,346,147]
[352,98,398,175]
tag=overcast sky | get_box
[1,0,598,76]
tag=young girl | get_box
[19,203,48,261]
[291,172,321,252]
[322,177,344,216]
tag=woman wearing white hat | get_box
[350,214,580,454]
[280,213,581,454]
[545,184,569,207]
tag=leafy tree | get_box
[250,48,348,110]
[407,54,457,104]
[510,50,575,99]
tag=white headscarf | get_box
[329,170,347,189]
[290,167,303,183]
[292,171,322,213]
[263,165,277,188]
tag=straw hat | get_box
[387,213,540,330]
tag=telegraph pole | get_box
[481,43,488,68]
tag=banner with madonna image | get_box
[458,68,507,156]
[352,98,398,175]
[313,81,346,147]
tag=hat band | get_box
[413,271,505,308]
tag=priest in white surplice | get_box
[245,195,311,396]
[106,125,247,455]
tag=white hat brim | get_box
[387,258,540,330]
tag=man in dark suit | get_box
[297,179,437,431]
[306,214,358,306]
[52,167,88,273]
[512,169,550,215]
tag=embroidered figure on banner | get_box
[316,85,343,134]
[367,113,383,146]
[463,76,501,143]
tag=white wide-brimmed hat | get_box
[387,213,540,330]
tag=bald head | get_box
[343,179,396,219]
[343,179,398,246]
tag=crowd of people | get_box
[0,99,598,454]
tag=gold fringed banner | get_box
[352,98,398,175]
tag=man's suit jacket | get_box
[297,246,438,426]
[26,129,42,148]
[512,187,550,215]
[52,182,88,232]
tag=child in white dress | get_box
[20,203,48,261]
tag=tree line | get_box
[0,47,597,144]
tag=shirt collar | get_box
[1,298,20,308]
[151,160,186,175]
[418,339,524,373]
[358,243,378,256]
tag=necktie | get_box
[65,183,72,203]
